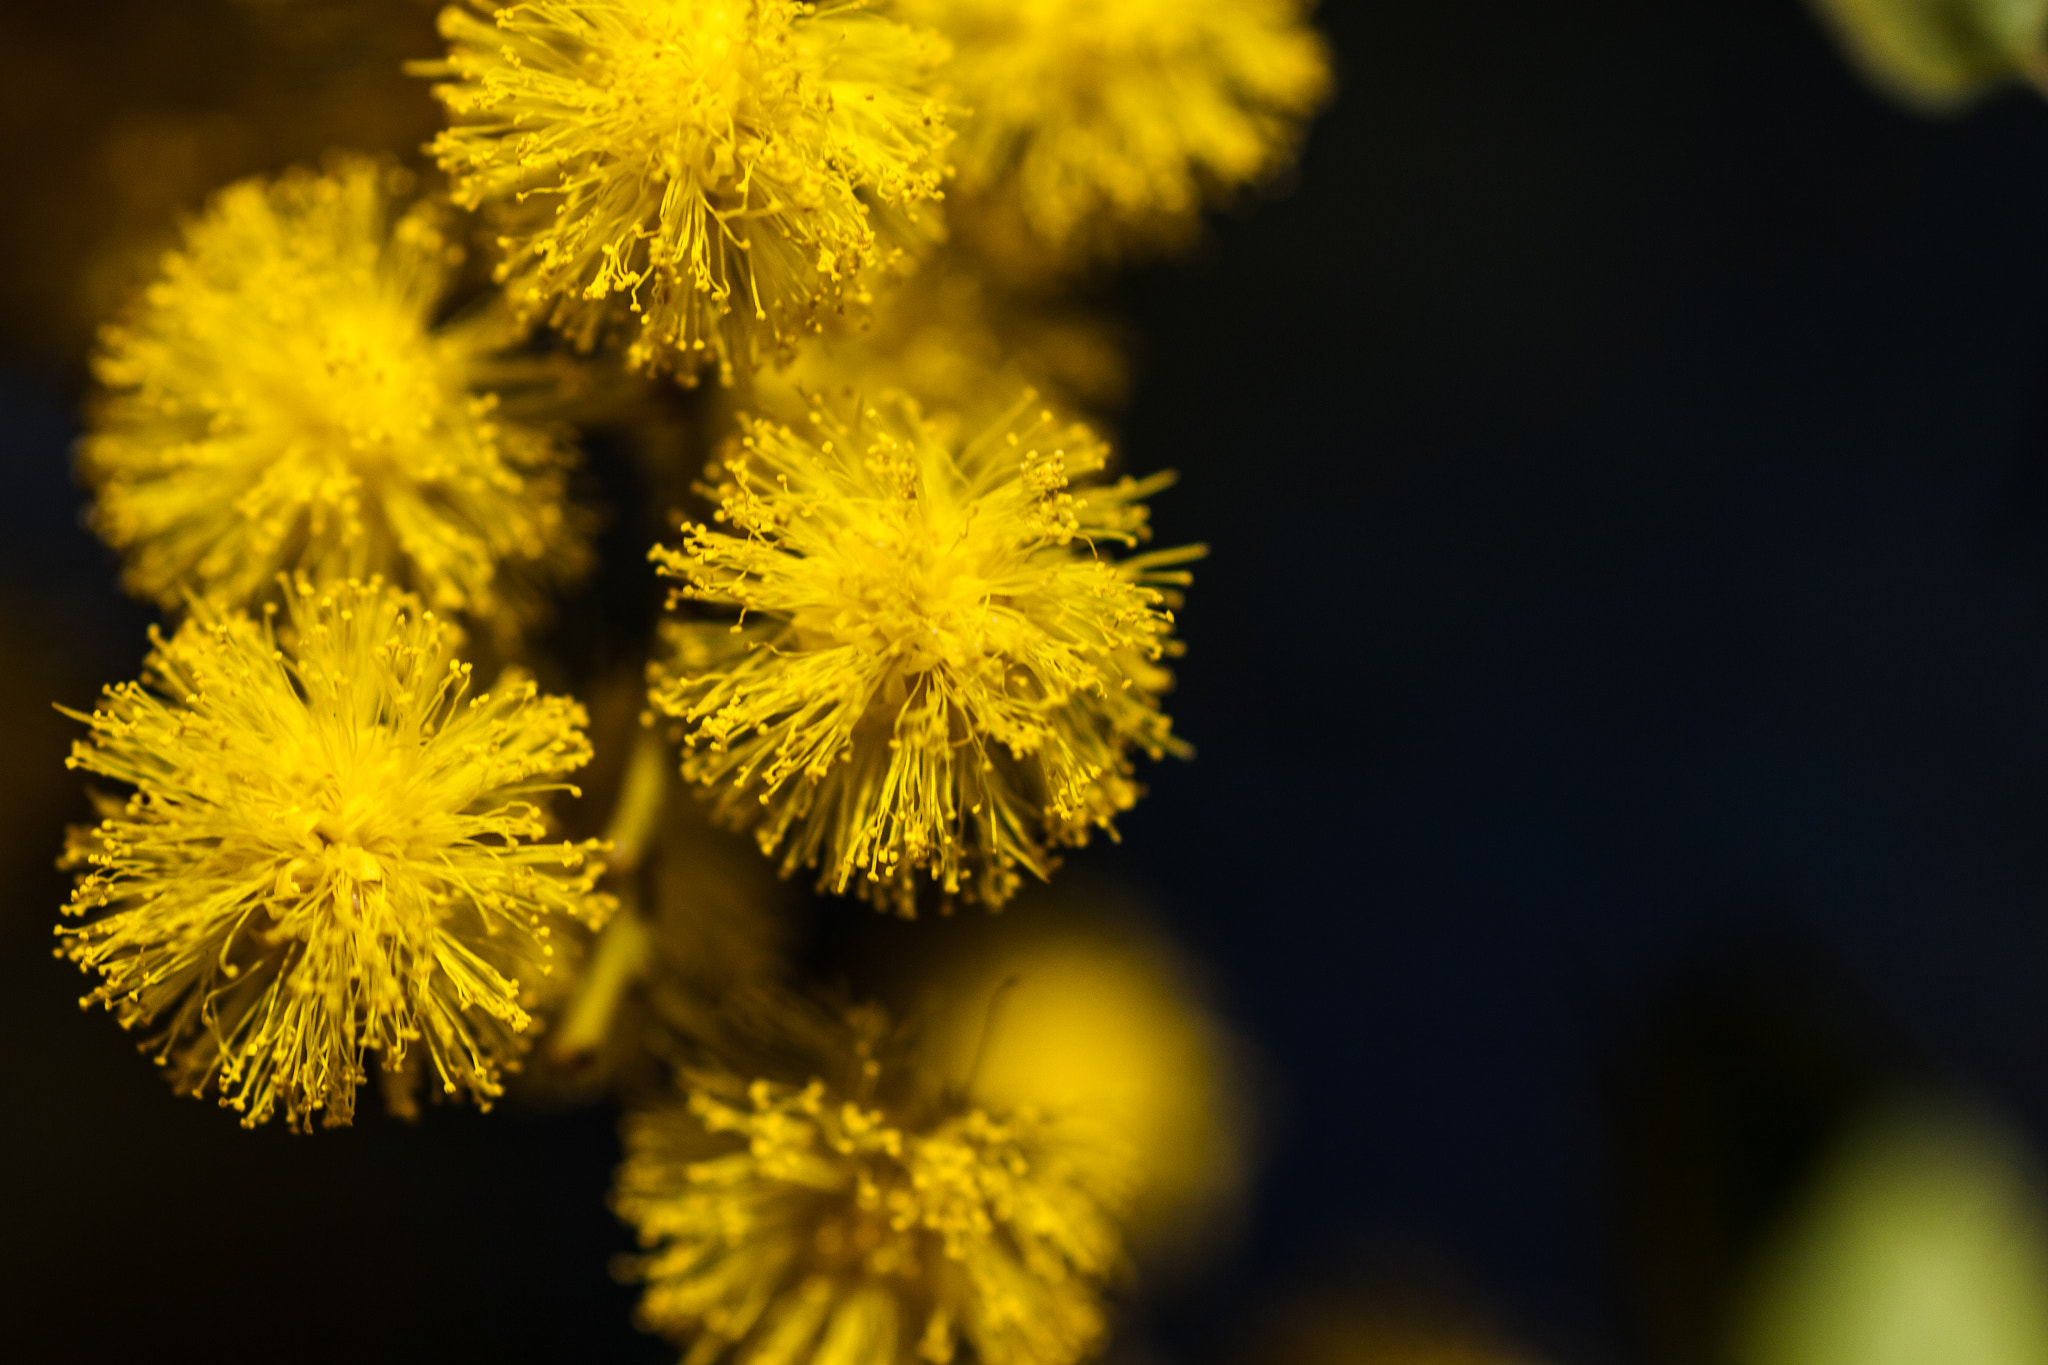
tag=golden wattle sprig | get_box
[420,0,953,381]
[648,390,1200,914]
[903,0,1331,268]
[59,577,612,1130]
[80,157,589,635]
[614,1000,1135,1365]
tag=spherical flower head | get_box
[922,912,1250,1260]
[902,0,1331,268]
[422,0,953,381]
[59,577,613,1129]
[81,158,589,636]
[648,389,1199,914]
[615,1002,1134,1365]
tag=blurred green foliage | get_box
[1810,0,2048,105]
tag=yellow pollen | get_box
[904,0,1332,268]
[420,0,955,380]
[649,387,1201,913]
[79,157,591,635]
[615,999,1135,1365]
[57,576,614,1130]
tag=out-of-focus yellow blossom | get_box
[1808,0,2048,106]
[648,389,1199,914]
[80,158,588,635]
[744,252,1130,430]
[920,911,1249,1262]
[420,0,953,381]
[901,0,1330,270]
[59,577,612,1130]
[615,999,1134,1365]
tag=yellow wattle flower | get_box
[903,0,1332,267]
[921,911,1251,1263]
[647,389,1200,914]
[80,157,590,635]
[421,0,953,381]
[614,1001,1134,1365]
[59,577,613,1130]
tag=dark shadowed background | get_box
[6,0,2048,1361]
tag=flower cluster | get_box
[50,1,1329,1360]
[61,577,612,1129]
[615,1002,1133,1365]
[650,391,1198,914]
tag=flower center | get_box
[608,6,782,190]
[239,280,450,494]
[813,520,1020,678]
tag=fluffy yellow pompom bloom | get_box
[921,911,1250,1262]
[59,577,613,1130]
[421,0,953,380]
[648,390,1199,914]
[615,1001,1133,1365]
[80,158,589,634]
[904,0,1330,267]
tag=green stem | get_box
[548,892,652,1065]
[602,724,669,877]
[548,726,671,1065]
